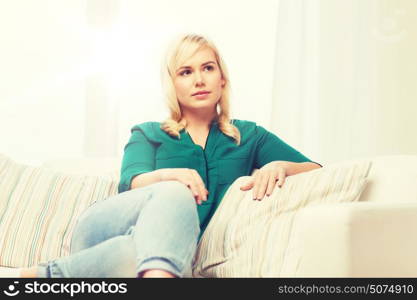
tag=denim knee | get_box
[134,181,200,277]
[154,181,195,205]
[70,213,97,254]
[155,180,198,213]
[70,201,107,254]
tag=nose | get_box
[194,71,205,86]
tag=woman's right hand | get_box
[159,168,209,205]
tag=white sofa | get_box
[290,155,417,277]
[192,155,417,277]
[0,154,416,277]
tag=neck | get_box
[182,108,217,131]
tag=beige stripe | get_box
[0,155,118,267]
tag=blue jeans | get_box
[37,181,201,278]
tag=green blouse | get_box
[118,119,318,238]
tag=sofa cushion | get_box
[193,158,372,277]
[0,154,119,267]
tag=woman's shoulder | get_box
[130,121,160,133]
[129,121,166,141]
[232,119,266,134]
[231,119,257,129]
[231,119,267,142]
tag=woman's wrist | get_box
[273,161,320,176]
[273,160,290,170]
[264,161,290,173]
[158,168,174,181]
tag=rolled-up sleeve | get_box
[253,126,313,169]
[118,126,156,193]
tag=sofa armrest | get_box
[282,202,417,277]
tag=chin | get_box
[180,99,218,110]
[186,103,216,111]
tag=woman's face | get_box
[173,47,225,114]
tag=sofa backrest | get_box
[359,155,417,203]
[0,154,119,267]
[41,155,417,204]
[41,157,121,180]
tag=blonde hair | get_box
[160,34,241,145]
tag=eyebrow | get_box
[176,61,216,72]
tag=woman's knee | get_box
[70,190,150,253]
[153,181,196,207]
[157,180,191,193]
[70,204,105,253]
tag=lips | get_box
[192,91,210,96]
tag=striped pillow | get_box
[193,159,372,277]
[0,154,119,267]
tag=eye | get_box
[179,69,191,76]
[204,65,214,71]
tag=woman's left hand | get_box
[240,161,288,201]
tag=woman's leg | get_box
[34,180,200,278]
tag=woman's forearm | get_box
[276,161,322,176]
[130,169,165,189]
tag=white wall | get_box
[0,0,88,165]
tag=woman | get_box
[16,34,322,278]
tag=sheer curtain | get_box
[271,0,417,165]
[271,0,321,163]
